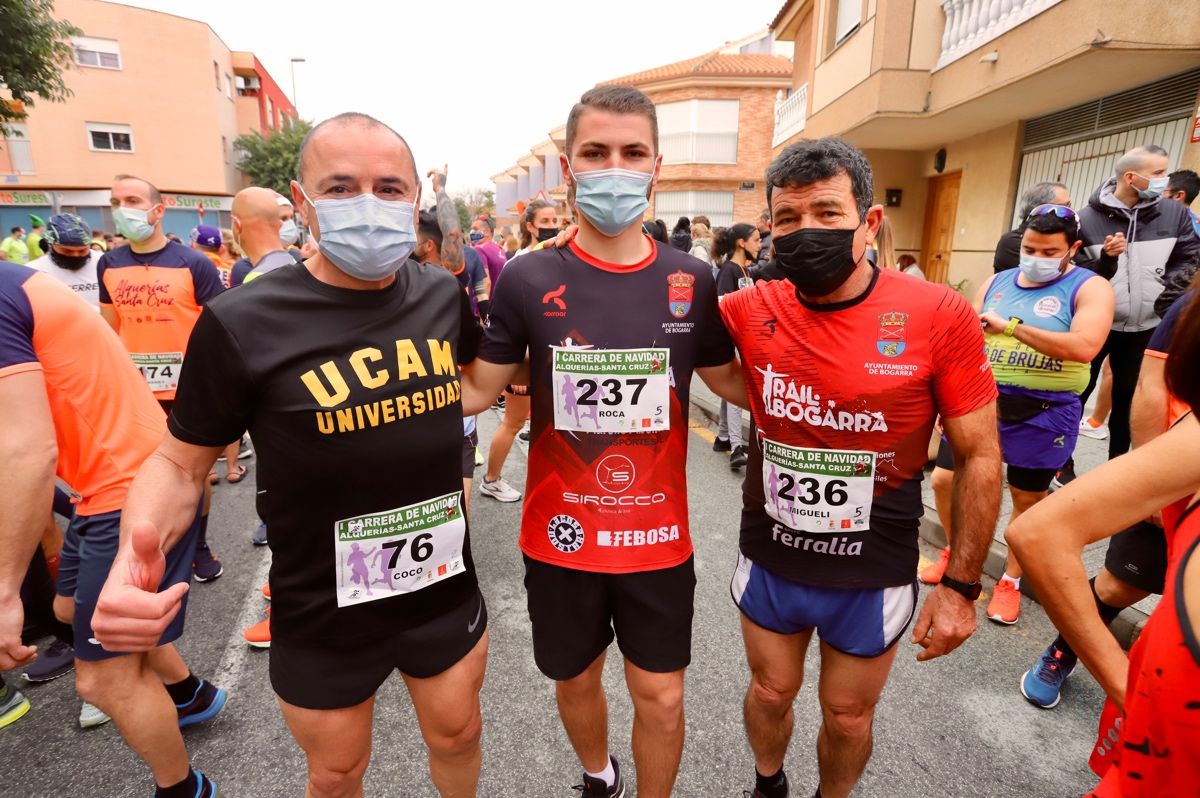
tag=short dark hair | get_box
[672,217,690,234]
[417,209,443,252]
[766,137,874,221]
[1114,145,1169,178]
[1020,208,1080,247]
[1017,181,1068,219]
[297,112,415,184]
[113,174,162,204]
[692,215,710,228]
[1168,169,1200,205]
[566,85,658,155]
[10,226,20,235]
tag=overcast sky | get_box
[113,0,785,193]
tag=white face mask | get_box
[299,186,417,281]
[569,164,654,237]
[112,207,156,243]
[1018,252,1065,283]
[278,219,300,245]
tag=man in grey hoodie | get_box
[1074,145,1199,463]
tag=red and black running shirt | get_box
[720,268,996,588]
[481,235,734,573]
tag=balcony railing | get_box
[936,0,1063,70]
[772,84,808,148]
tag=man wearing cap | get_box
[26,215,45,263]
[190,225,231,289]
[27,214,103,311]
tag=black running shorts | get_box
[522,554,695,681]
[1102,520,1168,595]
[270,588,487,710]
[461,430,478,479]
[934,437,1055,492]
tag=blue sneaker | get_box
[251,522,268,547]
[176,679,227,728]
[149,769,219,798]
[1020,643,1076,708]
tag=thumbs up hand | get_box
[91,520,190,652]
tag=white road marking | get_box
[209,549,272,693]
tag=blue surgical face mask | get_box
[468,230,485,243]
[112,207,156,243]
[1135,174,1169,200]
[569,164,654,237]
[299,187,417,281]
[278,219,300,246]
[1018,252,1065,283]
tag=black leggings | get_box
[1079,328,1154,460]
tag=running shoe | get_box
[21,637,75,682]
[251,522,268,547]
[479,477,522,503]
[473,446,484,468]
[0,681,30,729]
[193,545,224,582]
[730,445,748,470]
[518,426,531,443]
[79,701,111,729]
[237,436,254,459]
[986,580,1021,625]
[573,757,625,797]
[1049,460,1076,492]
[176,679,227,728]
[262,582,271,600]
[918,547,951,585]
[148,770,219,798]
[1078,417,1109,440]
[713,436,732,452]
[1020,642,1077,709]
[493,394,506,410]
[243,610,270,649]
[743,771,790,798]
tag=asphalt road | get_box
[2,400,1107,797]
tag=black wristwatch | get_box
[939,574,982,601]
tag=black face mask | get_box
[535,227,558,243]
[772,226,863,297]
[49,250,92,271]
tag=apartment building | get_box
[493,31,791,230]
[770,0,1200,291]
[0,0,295,238]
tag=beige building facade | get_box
[0,0,294,238]
[771,0,1200,293]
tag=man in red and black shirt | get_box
[462,85,745,798]
[720,138,1001,798]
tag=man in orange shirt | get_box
[99,175,228,582]
[0,259,224,798]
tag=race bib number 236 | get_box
[762,438,875,534]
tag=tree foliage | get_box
[0,0,81,136]
[452,197,471,232]
[234,119,313,195]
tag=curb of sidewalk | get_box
[689,394,1148,649]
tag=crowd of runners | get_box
[1,83,1199,798]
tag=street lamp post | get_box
[290,57,306,116]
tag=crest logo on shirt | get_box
[667,270,694,318]
[877,311,908,358]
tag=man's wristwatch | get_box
[1003,316,1022,336]
[939,574,982,601]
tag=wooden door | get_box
[921,172,961,284]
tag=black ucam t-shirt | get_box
[169,261,480,646]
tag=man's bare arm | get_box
[697,359,749,408]
[942,402,1002,582]
[461,359,522,416]
[0,371,58,668]
[1130,355,1168,449]
[100,303,120,333]
[428,167,463,275]
[122,436,223,551]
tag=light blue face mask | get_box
[569,164,654,237]
[1135,174,1169,200]
[278,219,300,246]
[299,187,417,281]
[1018,252,1065,283]
[112,207,156,243]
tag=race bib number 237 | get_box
[551,347,670,434]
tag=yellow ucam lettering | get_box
[427,339,455,377]
[395,339,428,380]
[349,347,388,389]
[301,362,351,408]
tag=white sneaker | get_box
[79,701,110,729]
[1079,417,1109,440]
[479,477,522,503]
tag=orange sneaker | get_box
[986,579,1021,625]
[261,582,271,601]
[243,609,270,648]
[919,547,951,585]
